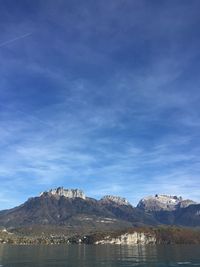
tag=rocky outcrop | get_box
[100,195,130,206]
[95,232,156,245]
[40,187,86,200]
[137,194,196,212]
[178,199,197,209]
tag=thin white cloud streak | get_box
[0,33,32,48]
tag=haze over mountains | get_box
[0,187,200,234]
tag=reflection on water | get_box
[0,244,200,267]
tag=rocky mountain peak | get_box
[100,195,130,206]
[40,187,86,199]
[137,194,197,212]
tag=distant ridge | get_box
[99,195,131,206]
[0,188,199,234]
[137,194,197,212]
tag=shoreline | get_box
[1,226,200,245]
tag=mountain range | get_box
[0,187,200,234]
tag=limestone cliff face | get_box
[95,232,156,245]
[137,194,196,212]
[100,195,130,206]
[40,187,86,200]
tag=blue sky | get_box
[1,0,200,209]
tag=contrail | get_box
[0,32,32,48]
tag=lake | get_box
[0,244,200,267]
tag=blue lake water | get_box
[0,244,200,267]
